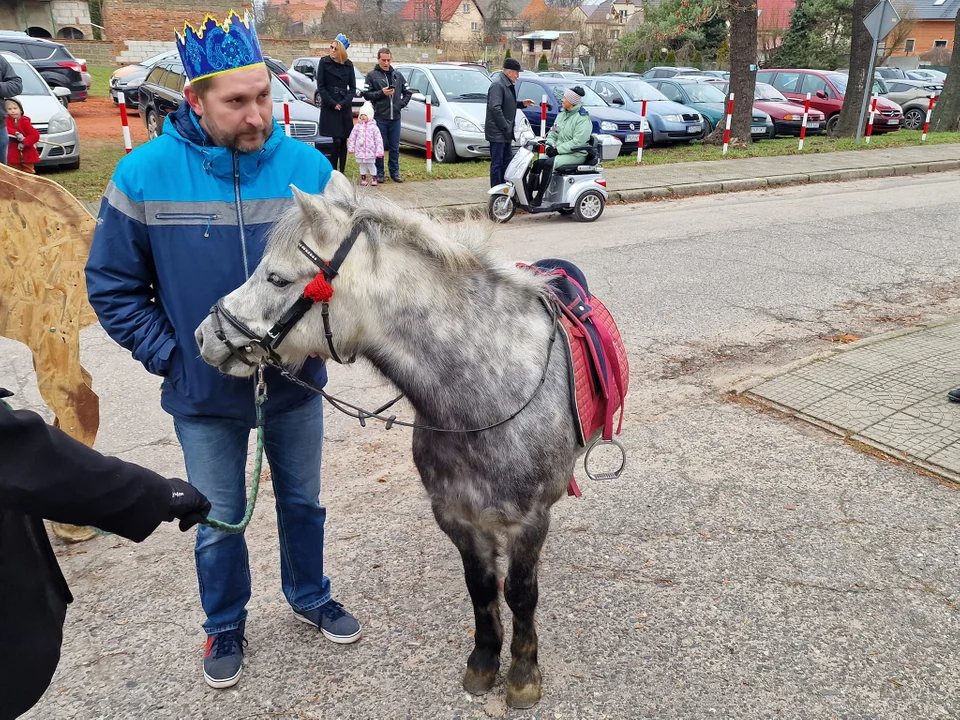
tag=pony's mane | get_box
[271,182,548,295]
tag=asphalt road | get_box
[6,172,960,720]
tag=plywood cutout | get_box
[0,164,100,543]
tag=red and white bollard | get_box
[283,100,291,137]
[539,94,547,155]
[636,98,647,164]
[425,95,432,173]
[922,94,938,141]
[798,92,812,151]
[117,91,132,154]
[721,93,734,156]
[865,95,877,143]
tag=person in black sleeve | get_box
[316,33,356,173]
[485,58,534,187]
[362,47,412,183]
[0,389,211,720]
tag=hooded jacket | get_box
[85,102,332,427]
[347,116,384,161]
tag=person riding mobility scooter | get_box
[488,85,621,223]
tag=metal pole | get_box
[855,38,880,145]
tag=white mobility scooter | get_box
[488,123,621,224]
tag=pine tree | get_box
[538,53,549,71]
[665,49,677,66]
[504,48,512,59]
[774,0,816,68]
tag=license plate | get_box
[626,133,640,143]
[888,118,899,125]
[687,124,702,134]
[751,126,766,134]
[805,120,820,128]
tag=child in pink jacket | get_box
[347,101,384,186]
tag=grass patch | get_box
[87,66,114,99]
[57,129,960,203]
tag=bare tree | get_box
[835,0,873,137]
[929,8,960,132]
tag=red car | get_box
[717,81,826,136]
[756,69,903,135]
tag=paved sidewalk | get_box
[743,319,960,484]
[381,143,960,219]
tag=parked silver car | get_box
[1,51,79,170]
[881,79,943,130]
[391,63,501,163]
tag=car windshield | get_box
[682,83,725,103]
[754,83,787,101]
[550,84,607,107]
[138,50,174,67]
[827,74,847,94]
[7,60,49,95]
[619,80,668,101]
[431,68,491,101]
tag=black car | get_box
[0,35,87,102]
[137,60,334,155]
[110,50,178,110]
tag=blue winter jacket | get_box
[85,102,331,426]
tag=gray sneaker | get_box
[294,600,362,644]
[202,624,247,689]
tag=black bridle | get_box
[209,218,560,434]
[210,223,364,368]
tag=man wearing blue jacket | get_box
[84,11,360,691]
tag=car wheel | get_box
[146,110,159,140]
[826,114,840,136]
[903,107,925,131]
[573,190,604,222]
[488,194,515,223]
[433,129,457,164]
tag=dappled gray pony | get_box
[194,171,625,708]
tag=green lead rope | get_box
[198,370,268,534]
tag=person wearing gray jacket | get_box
[0,54,24,166]
[485,58,533,188]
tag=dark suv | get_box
[0,35,87,102]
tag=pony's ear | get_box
[291,185,349,241]
[323,170,354,201]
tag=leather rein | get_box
[209,219,560,434]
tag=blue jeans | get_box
[0,124,8,165]
[173,396,330,634]
[376,118,401,179]
[489,142,513,187]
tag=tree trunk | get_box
[707,0,758,145]
[835,0,873,137]
[929,9,960,132]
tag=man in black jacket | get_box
[485,58,534,188]
[362,48,411,184]
[0,390,211,719]
[0,54,24,166]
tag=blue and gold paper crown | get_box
[176,10,264,83]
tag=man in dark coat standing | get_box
[362,48,411,184]
[0,390,211,719]
[0,53,24,166]
[485,58,534,187]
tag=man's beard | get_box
[201,114,272,152]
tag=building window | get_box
[528,40,535,51]
[904,38,915,53]
[463,2,470,12]
[542,39,552,50]
[471,22,478,31]
[609,29,620,40]
[934,40,948,48]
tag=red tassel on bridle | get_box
[303,272,334,303]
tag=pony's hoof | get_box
[463,667,497,695]
[506,682,542,709]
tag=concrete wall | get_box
[0,1,92,39]
[58,36,440,69]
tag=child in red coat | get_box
[6,99,40,174]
